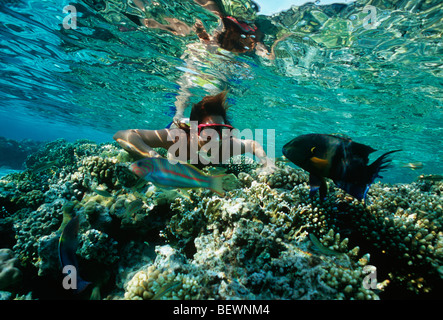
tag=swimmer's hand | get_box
[194,19,210,43]
[256,159,277,175]
[141,150,162,158]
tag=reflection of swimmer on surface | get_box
[126,0,289,121]
[192,0,271,57]
[113,91,276,172]
[129,0,193,36]
[83,1,289,121]
[129,0,271,57]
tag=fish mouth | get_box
[282,147,287,158]
[281,144,291,158]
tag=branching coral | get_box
[1,139,441,299]
[166,165,443,299]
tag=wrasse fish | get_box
[126,199,144,216]
[129,158,225,196]
[282,134,400,203]
[92,187,113,198]
[152,281,182,300]
[29,160,60,174]
[418,174,443,182]
[58,215,90,293]
[309,234,343,257]
[401,162,423,170]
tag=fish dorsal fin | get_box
[328,133,352,141]
[349,142,376,160]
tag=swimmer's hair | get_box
[190,91,231,125]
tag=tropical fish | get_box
[309,234,343,257]
[152,281,182,300]
[282,134,400,202]
[92,187,113,198]
[129,158,225,196]
[29,160,59,174]
[125,199,144,216]
[132,177,148,191]
[57,201,77,232]
[418,174,443,182]
[58,215,91,294]
[402,162,423,170]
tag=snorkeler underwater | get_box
[0,0,442,303]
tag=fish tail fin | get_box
[369,149,402,181]
[75,277,91,294]
[210,175,226,197]
[331,150,400,204]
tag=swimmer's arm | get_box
[193,0,223,17]
[253,30,273,59]
[240,139,277,174]
[255,42,272,59]
[231,138,274,166]
[259,33,293,60]
[194,19,211,43]
[113,129,174,158]
[241,139,267,164]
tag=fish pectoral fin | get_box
[76,277,92,294]
[210,175,226,197]
[309,174,327,200]
[310,156,328,165]
[310,156,329,171]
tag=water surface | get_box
[0,0,441,182]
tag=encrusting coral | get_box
[0,139,441,299]
[124,246,201,300]
[0,248,22,291]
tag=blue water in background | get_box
[0,0,441,183]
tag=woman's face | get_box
[197,115,226,148]
[220,22,258,53]
[233,31,257,53]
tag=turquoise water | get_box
[0,0,442,183]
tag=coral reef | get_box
[0,136,44,170]
[124,245,201,300]
[0,248,22,291]
[0,139,442,300]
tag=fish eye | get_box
[311,147,316,154]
